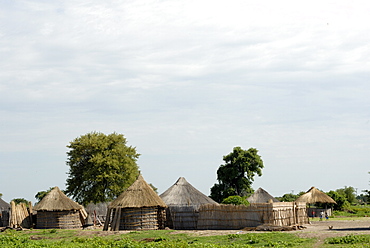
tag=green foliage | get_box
[0,229,315,248]
[276,192,305,202]
[221,196,250,206]
[326,235,370,244]
[326,190,349,210]
[210,147,264,202]
[336,186,356,204]
[65,131,140,205]
[11,198,29,207]
[0,193,2,198]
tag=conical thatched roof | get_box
[295,187,336,204]
[160,177,218,206]
[109,175,167,208]
[33,187,83,211]
[247,187,280,203]
[0,198,10,210]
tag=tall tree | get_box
[65,132,140,205]
[210,147,264,202]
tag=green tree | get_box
[0,193,2,198]
[210,147,264,202]
[336,186,356,204]
[221,195,250,206]
[326,191,349,210]
[65,132,140,205]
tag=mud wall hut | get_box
[33,187,86,229]
[159,177,219,230]
[104,175,167,231]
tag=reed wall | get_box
[36,210,81,229]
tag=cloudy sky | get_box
[1,0,370,203]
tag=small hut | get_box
[104,175,167,231]
[247,188,280,203]
[33,187,85,229]
[295,186,336,217]
[0,198,10,227]
[160,177,219,229]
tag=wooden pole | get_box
[103,208,111,231]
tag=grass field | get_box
[1,217,370,248]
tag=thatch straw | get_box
[33,187,83,211]
[160,177,218,207]
[109,175,167,208]
[0,198,10,211]
[295,186,337,204]
[247,188,280,203]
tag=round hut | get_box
[295,186,336,217]
[104,175,167,231]
[247,188,280,203]
[33,187,85,229]
[159,177,219,229]
[0,198,10,227]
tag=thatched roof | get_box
[109,175,167,208]
[33,187,83,211]
[0,198,10,210]
[295,187,336,204]
[160,177,218,206]
[247,187,280,203]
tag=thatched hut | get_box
[104,175,167,231]
[160,177,219,229]
[0,198,10,227]
[295,187,336,204]
[295,186,336,217]
[247,188,280,203]
[33,187,85,229]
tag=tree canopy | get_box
[65,132,140,205]
[210,147,264,202]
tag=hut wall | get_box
[307,207,332,218]
[0,211,9,227]
[36,210,81,229]
[197,202,308,230]
[167,205,199,230]
[118,207,166,230]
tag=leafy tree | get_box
[221,195,250,206]
[326,191,349,210]
[210,147,264,202]
[0,193,2,198]
[336,186,356,204]
[65,132,140,205]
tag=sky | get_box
[1,0,370,203]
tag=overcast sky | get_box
[1,0,370,203]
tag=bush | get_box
[221,196,250,206]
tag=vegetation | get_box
[10,198,29,207]
[210,147,264,203]
[0,229,315,248]
[276,192,305,202]
[65,132,140,205]
[221,195,250,206]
